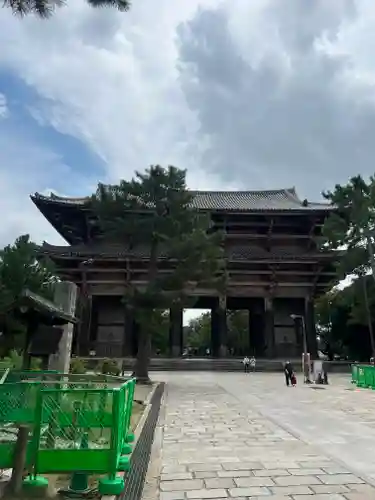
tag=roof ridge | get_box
[190,188,295,194]
[33,188,298,201]
[284,187,302,203]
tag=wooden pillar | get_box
[264,297,275,358]
[169,306,183,357]
[210,308,218,357]
[122,307,135,357]
[132,316,139,357]
[248,309,253,356]
[211,297,227,358]
[305,297,318,359]
[77,287,92,356]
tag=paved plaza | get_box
[144,372,375,500]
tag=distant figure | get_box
[250,356,256,372]
[243,356,250,373]
[284,361,294,386]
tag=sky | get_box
[0,0,375,321]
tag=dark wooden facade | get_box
[31,188,337,359]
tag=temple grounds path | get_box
[145,372,375,500]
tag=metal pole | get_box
[301,315,311,383]
[301,315,307,357]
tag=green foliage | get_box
[91,165,225,379]
[322,175,375,279]
[0,234,57,354]
[0,349,22,369]
[70,357,88,374]
[316,275,375,361]
[185,310,250,355]
[30,357,43,370]
[98,358,120,376]
[148,309,169,354]
[92,166,225,308]
[3,0,131,18]
[185,312,211,349]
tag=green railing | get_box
[351,364,375,389]
[0,371,136,492]
[3,370,126,388]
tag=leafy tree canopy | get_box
[184,310,250,356]
[0,234,57,353]
[315,275,375,361]
[322,175,375,279]
[4,0,130,18]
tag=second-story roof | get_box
[31,187,333,212]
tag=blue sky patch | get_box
[0,69,105,196]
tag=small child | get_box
[291,372,297,387]
[250,356,256,372]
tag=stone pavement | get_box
[149,372,375,500]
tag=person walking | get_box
[284,360,294,386]
[243,356,250,373]
[250,356,256,372]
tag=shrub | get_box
[98,358,120,376]
[70,357,87,374]
[30,357,42,370]
[0,349,23,369]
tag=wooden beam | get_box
[71,278,325,288]
[225,233,312,239]
[58,267,336,277]
[50,255,327,265]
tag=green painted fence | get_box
[351,364,375,389]
[0,371,136,489]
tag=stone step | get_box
[116,358,351,373]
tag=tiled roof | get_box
[39,242,333,261]
[20,289,77,324]
[31,188,333,212]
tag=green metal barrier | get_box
[351,364,358,384]
[351,364,375,389]
[0,373,136,495]
[364,366,374,388]
[357,365,366,387]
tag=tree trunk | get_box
[134,240,158,384]
[133,322,152,384]
[362,276,375,357]
[22,321,35,370]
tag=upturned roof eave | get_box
[30,192,335,214]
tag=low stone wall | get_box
[80,356,352,373]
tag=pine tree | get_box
[91,165,225,381]
[0,234,57,356]
[3,0,130,18]
[322,175,375,357]
[322,175,375,280]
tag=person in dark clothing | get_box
[284,361,294,386]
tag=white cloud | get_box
[0,93,8,118]
[0,0,375,247]
[177,0,375,198]
[0,1,216,183]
